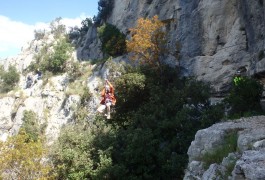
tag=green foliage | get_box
[80,86,92,106]
[68,18,93,40]
[51,118,114,180]
[34,29,45,40]
[21,110,39,141]
[114,72,147,122]
[225,77,263,118]
[50,17,66,38]
[0,65,20,93]
[65,61,82,82]
[201,131,238,168]
[98,23,126,57]
[80,17,93,34]
[68,26,80,40]
[93,0,114,25]
[0,130,53,179]
[49,38,72,73]
[106,66,224,179]
[51,65,225,179]
[33,38,73,74]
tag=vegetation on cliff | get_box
[0,13,264,180]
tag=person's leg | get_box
[106,102,111,119]
[97,104,106,113]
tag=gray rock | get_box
[185,116,265,179]
[101,0,265,94]
[232,150,265,180]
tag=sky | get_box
[0,0,99,59]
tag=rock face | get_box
[76,25,103,60]
[0,32,107,144]
[91,0,265,94]
[184,116,265,180]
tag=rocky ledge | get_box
[184,116,265,180]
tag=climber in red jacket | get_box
[97,79,116,119]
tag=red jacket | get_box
[100,81,116,105]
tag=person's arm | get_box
[105,79,114,91]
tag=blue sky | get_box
[0,0,99,59]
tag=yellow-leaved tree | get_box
[0,130,53,180]
[126,15,166,68]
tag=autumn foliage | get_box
[0,130,53,179]
[126,15,166,68]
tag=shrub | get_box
[0,130,53,179]
[98,23,126,57]
[80,86,92,106]
[68,18,93,40]
[126,15,167,69]
[108,65,224,179]
[21,110,39,142]
[225,77,263,117]
[0,65,20,93]
[50,17,66,39]
[34,38,73,74]
[51,65,225,179]
[34,29,45,40]
[114,72,147,119]
[68,26,80,40]
[80,17,93,34]
[51,119,114,180]
[65,61,82,82]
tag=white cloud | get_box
[0,14,89,59]
[0,15,34,58]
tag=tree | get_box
[225,77,263,117]
[37,37,72,74]
[80,18,93,34]
[98,23,126,57]
[50,17,66,38]
[0,130,53,179]
[0,65,20,93]
[126,15,166,68]
[94,0,114,25]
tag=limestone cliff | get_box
[1,0,265,178]
[0,32,113,144]
[78,0,265,95]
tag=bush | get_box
[51,119,114,180]
[33,38,73,74]
[0,65,20,93]
[68,18,93,40]
[0,130,53,179]
[108,65,224,179]
[126,16,167,69]
[98,23,126,57]
[225,77,263,118]
[68,26,80,40]
[65,61,82,82]
[51,65,225,179]
[34,29,45,40]
[80,18,93,34]
[21,110,39,142]
[50,17,66,39]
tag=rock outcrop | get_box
[74,0,265,95]
[184,116,265,180]
[0,31,111,144]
